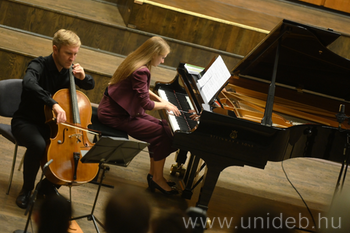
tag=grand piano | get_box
[154,19,350,211]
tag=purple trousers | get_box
[98,113,176,161]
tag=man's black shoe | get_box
[16,188,32,209]
[38,181,62,198]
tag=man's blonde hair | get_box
[52,29,81,50]
[109,36,170,85]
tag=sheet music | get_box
[81,150,89,157]
[197,56,231,104]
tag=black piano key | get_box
[162,89,198,131]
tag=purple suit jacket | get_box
[98,66,155,121]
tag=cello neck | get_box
[69,66,81,125]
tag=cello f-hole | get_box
[57,128,68,144]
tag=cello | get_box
[42,66,99,186]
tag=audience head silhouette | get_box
[104,185,151,233]
[151,207,192,233]
[34,195,72,233]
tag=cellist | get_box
[11,29,95,209]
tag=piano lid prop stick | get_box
[336,104,349,129]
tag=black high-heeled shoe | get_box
[149,178,179,195]
[147,174,176,187]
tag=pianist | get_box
[97,36,180,195]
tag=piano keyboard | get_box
[158,89,198,132]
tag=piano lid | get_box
[231,19,350,101]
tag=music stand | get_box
[71,136,149,233]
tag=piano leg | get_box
[196,165,222,211]
[170,149,188,177]
[180,153,201,200]
[191,152,245,211]
[176,149,188,165]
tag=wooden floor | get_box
[1,114,350,233]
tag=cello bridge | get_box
[69,133,83,143]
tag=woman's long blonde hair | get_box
[109,36,170,85]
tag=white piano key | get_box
[158,89,180,131]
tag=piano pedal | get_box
[205,218,212,230]
[170,163,186,177]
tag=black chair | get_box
[88,105,128,141]
[0,79,25,194]
[88,105,129,187]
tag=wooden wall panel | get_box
[79,72,111,104]
[117,0,133,26]
[0,0,244,70]
[324,0,350,13]
[127,3,266,57]
[0,44,240,106]
[298,0,325,5]
[102,0,119,4]
[0,49,109,104]
[297,0,350,13]
[0,50,30,80]
[2,0,349,83]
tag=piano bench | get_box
[89,105,128,142]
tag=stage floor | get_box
[1,114,349,232]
